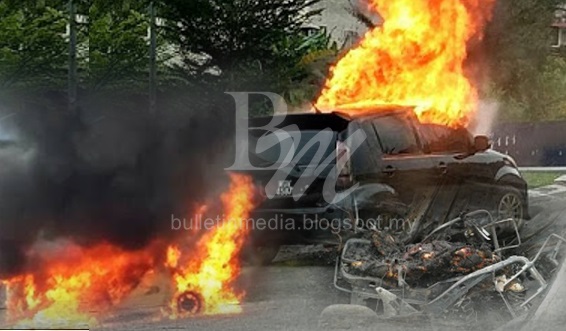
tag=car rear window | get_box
[248,129,336,167]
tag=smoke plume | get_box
[0,91,236,278]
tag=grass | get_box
[521,171,566,189]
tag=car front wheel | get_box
[494,186,525,232]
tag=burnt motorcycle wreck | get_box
[335,206,566,329]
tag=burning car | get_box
[238,106,528,263]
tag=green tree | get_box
[539,55,566,119]
[159,0,328,112]
[271,30,338,108]
[88,1,151,91]
[0,0,161,94]
[0,0,68,91]
[1,0,333,114]
[483,0,566,121]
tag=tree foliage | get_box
[88,0,151,91]
[133,0,331,115]
[160,0,321,74]
[0,0,68,91]
[483,0,566,121]
[1,0,333,112]
[270,30,338,108]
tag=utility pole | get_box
[149,1,157,115]
[68,0,78,113]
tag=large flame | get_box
[164,173,256,318]
[0,174,256,327]
[1,242,158,328]
[316,0,495,127]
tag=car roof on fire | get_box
[332,104,415,120]
[248,105,414,132]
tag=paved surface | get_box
[519,167,566,172]
[2,187,566,331]
[514,182,566,331]
[101,267,349,331]
[526,259,566,330]
[528,181,566,208]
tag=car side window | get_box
[372,116,420,155]
[419,124,472,154]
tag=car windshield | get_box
[248,129,336,167]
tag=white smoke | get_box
[470,100,500,136]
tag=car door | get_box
[371,114,435,206]
[416,124,486,219]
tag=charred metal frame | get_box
[334,232,566,319]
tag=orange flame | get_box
[316,0,495,127]
[164,173,256,318]
[1,174,257,326]
[2,242,157,329]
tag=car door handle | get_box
[382,165,396,175]
[438,162,448,173]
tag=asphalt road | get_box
[97,266,349,331]
[2,186,566,331]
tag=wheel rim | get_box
[498,193,523,222]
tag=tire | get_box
[493,186,525,233]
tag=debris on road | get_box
[333,210,566,329]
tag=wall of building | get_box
[307,0,373,48]
[553,4,566,47]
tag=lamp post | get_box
[149,1,157,115]
[68,0,77,113]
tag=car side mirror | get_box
[474,135,491,152]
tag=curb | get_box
[555,175,566,185]
[0,284,5,309]
[529,183,566,201]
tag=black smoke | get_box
[0,90,236,278]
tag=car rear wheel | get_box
[494,186,525,232]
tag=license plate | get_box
[276,180,293,197]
